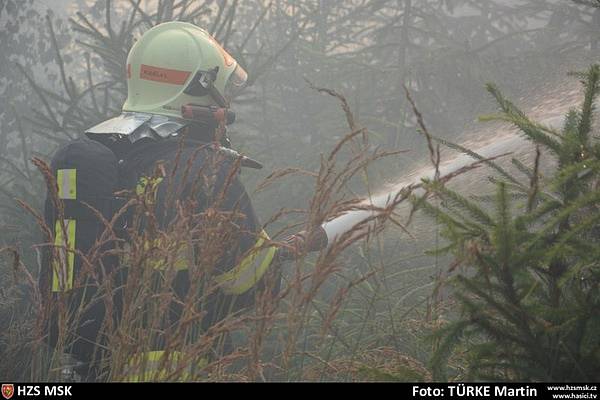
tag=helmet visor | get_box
[223,64,248,102]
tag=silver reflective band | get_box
[85,112,187,142]
[85,112,152,135]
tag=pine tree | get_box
[422,65,600,381]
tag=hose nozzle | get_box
[276,226,328,262]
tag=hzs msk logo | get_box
[1,384,13,400]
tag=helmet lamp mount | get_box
[183,67,228,107]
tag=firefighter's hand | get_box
[275,227,328,262]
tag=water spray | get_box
[315,111,570,249]
[276,86,576,260]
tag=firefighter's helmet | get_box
[123,21,248,119]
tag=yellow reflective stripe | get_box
[52,219,76,292]
[124,351,207,382]
[57,169,76,199]
[144,239,190,271]
[173,249,189,270]
[144,350,175,365]
[136,176,163,202]
[125,350,173,382]
[215,230,277,295]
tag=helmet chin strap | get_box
[182,64,235,148]
[181,63,249,161]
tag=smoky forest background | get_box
[0,0,599,381]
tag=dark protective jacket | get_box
[120,136,278,328]
[40,130,278,379]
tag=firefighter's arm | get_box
[214,228,278,295]
[213,223,328,296]
[208,171,278,296]
[209,165,327,296]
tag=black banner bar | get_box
[0,382,598,399]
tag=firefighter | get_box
[41,21,325,381]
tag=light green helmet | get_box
[123,21,248,118]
